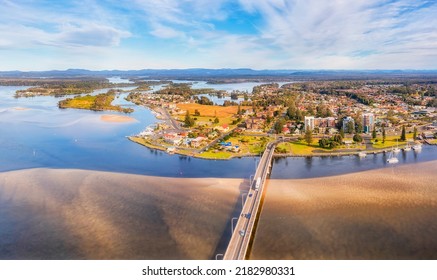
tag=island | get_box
[58,90,134,114]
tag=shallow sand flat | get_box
[13,107,31,111]
[0,169,244,259]
[251,160,437,260]
[100,114,137,123]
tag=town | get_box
[126,79,437,159]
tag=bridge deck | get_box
[223,141,276,260]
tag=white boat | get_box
[358,152,366,157]
[166,146,176,154]
[412,143,422,151]
[403,142,411,151]
[386,150,399,164]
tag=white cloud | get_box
[236,0,437,69]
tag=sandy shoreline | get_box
[0,169,244,259]
[251,160,437,260]
[100,114,137,123]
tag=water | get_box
[145,80,289,93]
[107,77,134,84]
[195,93,246,105]
[0,86,256,178]
[271,146,437,179]
[1,83,436,260]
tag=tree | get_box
[382,126,386,143]
[413,126,417,140]
[372,126,377,139]
[346,121,355,134]
[340,128,345,139]
[304,129,313,146]
[318,138,330,148]
[353,134,363,143]
[274,118,286,134]
[213,117,219,124]
[184,111,195,127]
[194,109,200,116]
[400,125,406,141]
[332,134,343,144]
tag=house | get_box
[245,117,265,131]
[163,133,183,146]
[208,131,219,139]
[190,136,206,148]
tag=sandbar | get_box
[0,169,244,259]
[100,114,137,123]
[251,160,437,259]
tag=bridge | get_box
[223,140,277,260]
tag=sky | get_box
[0,0,436,71]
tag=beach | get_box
[251,160,437,259]
[100,114,137,123]
[0,169,244,259]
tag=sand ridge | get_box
[100,114,137,123]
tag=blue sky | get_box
[1,0,436,70]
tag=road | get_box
[223,141,277,260]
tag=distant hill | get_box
[1,68,437,81]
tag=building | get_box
[342,116,355,133]
[304,116,315,131]
[314,117,336,128]
[362,113,375,133]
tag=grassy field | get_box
[176,103,249,118]
[288,140,320,155]
[197,150,233,159]
[372,133,414,149]
[275,142,294,153]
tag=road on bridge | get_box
[223,140,277,260]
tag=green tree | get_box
[382,127,386,143]
[340,128,345,139]
[274,118,286,134]
[184,111,195,127]
[346,121,355,134]
[372,126,377,139]
[400,125,406,141]
[413,126,417,140]
[353,134,363,143]
[304,129,313,146]
[213,117,219,124]
[332,134,343,144]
